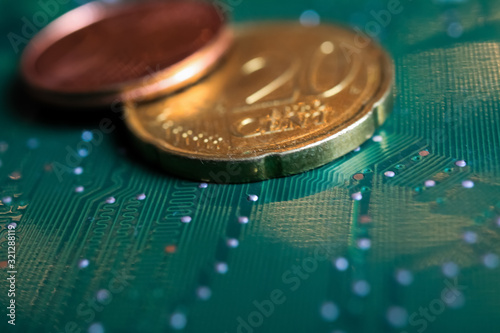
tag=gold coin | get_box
[124,23,394,183]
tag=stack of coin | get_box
[21,1,394,183]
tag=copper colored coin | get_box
[21,0,232,107]
[124,23,394,183]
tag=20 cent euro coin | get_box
[124,23,394,183]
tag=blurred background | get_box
[1,0,500,332]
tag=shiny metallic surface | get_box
[124,23,394,183]
[21,0,232,107]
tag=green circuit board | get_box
[1,0,500,332]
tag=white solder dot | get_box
[334,257,349,271]
[226,238,239,248]
[462,180,474,188]
[27,138,40,149]
[181,216,192,223]
[483,253,499,269]
[2,196,12,204]
[386,306,408,328]
[105,197,116,204]
[82,131,93,142]
[299,9,320,26]
[74,167,83,175]
[463,231,477,244]
[395,269,414,286]
[320,41,334,54]
[75,186,84,193]
[96,289,111,303]
[88,322,104,333]
[455,160,467,167]
[78,259,89,269]
[384,171,395,178]
[372,135,383,142]
[196,286,212,300]
[0,141,8,153]
[320,301,339,322]
[170,312,187,330]
[352,280,371,297]
[442,262,459,277]
[424,180,436,187]
[443,288,465,308]
[357,238,371,250]
[447,22,463,38]
[199,183,208,189]
[351,192,362,201]
[238,216,249,224]
[215,262,228,274]
[78,148,89,157]
[354,147,361,152]
[247,194,259,202]
[136,193,146,200]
